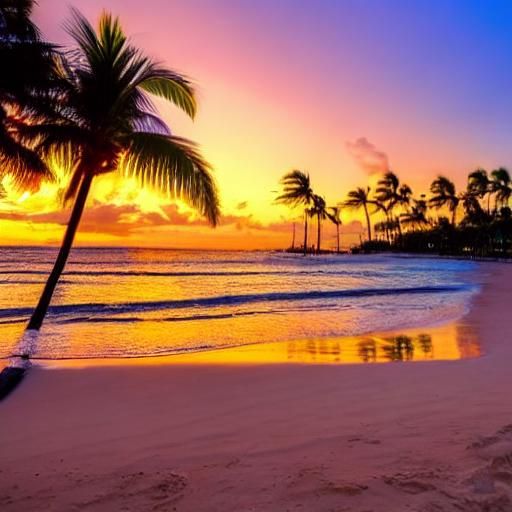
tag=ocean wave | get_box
[0,284,471,320]
[0,267,462,279]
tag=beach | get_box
[0,261,510,511]
[3,1,512,511]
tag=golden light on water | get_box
[34,322,480,368]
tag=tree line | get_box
[277,167,512,257]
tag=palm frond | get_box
[276,170,313,207]
[138,67,197,119]
[0,127,53,190]
[122,132,219,226]
[344,187,371,208]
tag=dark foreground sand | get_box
[1,263,512,511]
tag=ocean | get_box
[0,247,479,362]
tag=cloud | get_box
[345,137,389,175]
[0,202,272,237]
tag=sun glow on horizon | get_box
[3,1,512,249]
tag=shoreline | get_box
[1,262,512,510]
[0,258,480,368]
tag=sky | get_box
[2,0,512,249]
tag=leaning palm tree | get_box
[490,167,511,213]
[429,176,459,226]
[277,170,315,255]
[327,205,342,253]
[18,10,220,331]
[344,186,374,242]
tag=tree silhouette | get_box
[344,187,374,242]
[24,10,220,331]
[429,176,459,226]
[277,170,315,255]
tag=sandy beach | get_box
[1,262,512,512]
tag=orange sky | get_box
[2,1,512,249]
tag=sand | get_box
[1,263,512,511]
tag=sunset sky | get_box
[2,0,512,249]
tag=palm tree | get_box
[327,205,342,253]
[373,199,392,242]
[375,172,411,239]
[21,10,220,331]
[490,167,511,213]
[0,0,59,192]
[468,168,490,213]
[344,187,374,242]
[277,170,315,255]
[375,172,395,223]
[429,176,459,226]
[460,189,486,227]
[401,195,429,231]
[375,172,398,203]
[310,194,328,254]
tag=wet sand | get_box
[1,263,512,511]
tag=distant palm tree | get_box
[468,168,490,213]
[376,172,411,239]
[344,187,374,242]
[375,171,399,204]
[310,194,328,254]
[373,200,392,242]
[328,205,342,253]
[460,189,486,227]
[22,10,220,331]
[401,195,429,231]
[490,167,511,212]
[429,176,459,226]
[375,173,394,241]
[277,170,315,255]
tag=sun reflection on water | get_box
[31,321,480,368]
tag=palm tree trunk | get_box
[363,204,371,241]
[316,213,321,254]
[303,210,308,256]
[451,207,456,226]
[336,224,340,253]
[27,171,93,331]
